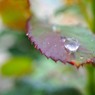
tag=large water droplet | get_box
[64,38,80,52]
[61,37,66,42]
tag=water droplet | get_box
[26,33,29,36]
[61,37,66,42]
[80,56,83,59]
[64,38,80,52]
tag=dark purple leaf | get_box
[27,19,95,67]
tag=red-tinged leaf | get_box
[27,19,95,67]
[0,0,31,31]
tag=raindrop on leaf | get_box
[61,36,66,42]
[64,38,80,52]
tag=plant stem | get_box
[92,0,95,32]
[86,65,95,95]
[78,0,93,32]
[85,0,95,94]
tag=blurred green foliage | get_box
[1,57,32,77]
[9,32,41,60]
[1,80,82,95]
[0,0,95,95]
[0,29,84,95]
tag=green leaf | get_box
[55,5,80,16]
[1,57,33,77]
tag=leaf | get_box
[1,57,33,77]
[0,0,31,31]
[55,5,79,16]
[27,19,95,67]
[55,6,72,15]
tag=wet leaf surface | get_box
[27,19,95,67]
